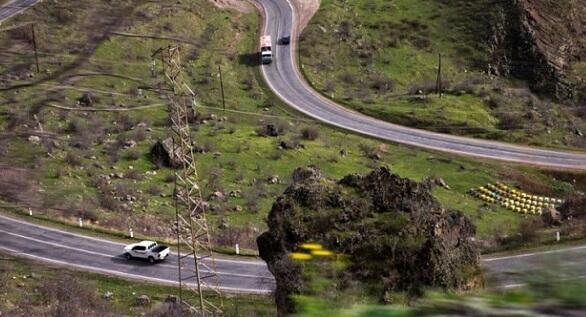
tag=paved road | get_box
[0,214,275,294]
[483,245,586,288]
[0,0,39,22]
[2,213,586,293]
[257,0,586,170]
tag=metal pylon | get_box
[155,45,223,316]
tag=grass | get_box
[0,251,275,316]
[0,0,583,254]
[299,0,586,148]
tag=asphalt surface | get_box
[1,0,585,296]
[258,0,586,170]
[3,212,586,294]
[0,214,275,294]
[0,0,39,22]
[483,245,586,289]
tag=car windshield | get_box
[148,243,156,249]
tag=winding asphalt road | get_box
[0,0,39,22]
[0,214,275,294]
[258,0,586,170]
[1,0,586,296]
[2,213,586,293]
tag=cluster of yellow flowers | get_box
[469,183,563,215]
[288,243,334,261]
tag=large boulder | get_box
[150,138,186,168]
[258,167,480,316]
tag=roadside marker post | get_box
[78,218,83,227]
[129,228,134,238]
[235,244,240,255]
[556,231,560,242]
[28,208,32,216]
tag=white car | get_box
[123,241,170,264]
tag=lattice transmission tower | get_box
[153,45,223,316]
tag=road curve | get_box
[2,213,586,293]
[257,0,586,170]
[0,0,39,22]
[0,214,275,294]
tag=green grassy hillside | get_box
[299,0,586,148]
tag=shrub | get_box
[300,127,319,141]
[65,152,83,166]
[98,193,119,211]
[369,75,395,94]
[339,73,357,85]
[125,169,143,180]
[164,174,175,183]
[125,149,140,161]
[147,185,162,196]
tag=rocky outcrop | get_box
[487,0,586,100]
[258,166,480,316]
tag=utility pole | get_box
[435,53,442,96]
[218,64,226,111]
[153,45,223,316]
[31,24,39,73]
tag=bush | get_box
[125,149,140,161]
[164,173,175,183]
[369,75,395,94]
[125,169,143,180]
[300,127,319,141]
[256,120,288,137]
[65,152,83,166]
[147,185,162,196]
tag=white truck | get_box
[260,35,273,64]
[123,240,170,264]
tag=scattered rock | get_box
[576,129,584,137]
[339,149,348,157]
[103,291,114,301]
[229,189,242,198]
[124,140,137,148]
[369,152,383,160]
[77,92,96,107]
[279,140,303,150]
[234,205,243,212]
[542,206,562,226]
[135,295,150,306]
[165,295,178,303]
[435,178,451,190]
[267,175,280,184]
[27,135,41,144]
[150,138,187,168]
[210,191,225,201]
[218,219,229,229]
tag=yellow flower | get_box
[300,243,323,250]
[311,249,334,257]
[289,253,313,261]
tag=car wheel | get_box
[148,256,155,264]
[124,253,132,260]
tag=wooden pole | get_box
[436,53,442,96]
[31,24,39,73]
[218,64,226,111]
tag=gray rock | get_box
[103,291,114,300]
[27,135,41,144]
[267,175,280,184]
[135,295,150,306]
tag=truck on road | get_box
[123,241,170,264]
[260,35,273,64]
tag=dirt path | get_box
[209,0,253,13]
[289,0,320,32]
